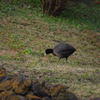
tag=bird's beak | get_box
[44,53,46,56]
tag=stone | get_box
[31,80,50,97]
[0,91,22,100]
[0,64,7,82]
[26,93,42,100]
[12,76,31,95]
[50,85,78,100]
[42,96,52,100]
[56,90,78,100]
[89,97,100,100]
[0,75,15,91]
[0,65,78,100]
[0,75,31,95]
[49,84,67,98]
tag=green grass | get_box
[0,1,100,100]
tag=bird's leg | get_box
[66,58,68,62]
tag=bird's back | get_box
[53,43,76,58]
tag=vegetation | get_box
[40,0,68,16]
[0,1,100,100]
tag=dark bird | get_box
[45,43,76,61]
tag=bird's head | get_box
[45,49,53,54]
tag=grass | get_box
[0,1,100,100]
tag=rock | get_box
[26,93,42,100]
[50,85,78,100]
[0,75,31,95]
[31,80,50,97]
[42,96,52,100]
[0,64,7,82]
[12,76,31,95]
[89,97,100,100]
[0,65,78,100]
[49,84,67,98]
[0,91,22,100]
[0,75,15,91]
[56,90,78,100]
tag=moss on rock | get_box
[0,64,79,100]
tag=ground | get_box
[0,2,100,100]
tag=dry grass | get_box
[0,2,100,100]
